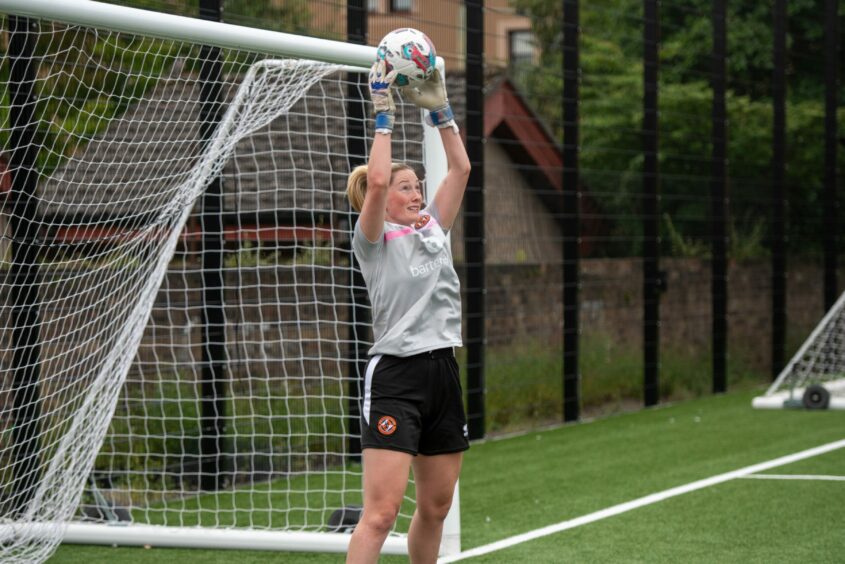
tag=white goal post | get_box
[0,0,459,562]
[753,289,845,410]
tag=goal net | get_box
[753,291,845,410]
[0,2,451,562]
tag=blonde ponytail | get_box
[346,162,416,212]
[346,164,369,212]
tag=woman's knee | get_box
[416,495,453,522]
[360,503,401,534]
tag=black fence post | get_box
[771,0,787,379]
[198,0,228,491]
[465,0,486,439]
[711,0,728,394]
[823,0,839,310]
[7,15,43,516]
[346,0,368,462]
[562,0,580,422]
[642,0,660,407]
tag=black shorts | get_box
[360,348,469,456]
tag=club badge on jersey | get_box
[414,214,431,230]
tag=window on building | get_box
[390,0,412,12]
[367,0,380,12]
[509,30,536,67]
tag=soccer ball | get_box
[376,28,437,88]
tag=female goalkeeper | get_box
[345,60,471,564]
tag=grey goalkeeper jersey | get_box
[352,205,462,357]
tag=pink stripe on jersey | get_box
[384,226,415,241]
[383,214,441,242]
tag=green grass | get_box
[94,375,349,501]
[469,477,844,563]
[482,335,766,433]
[130,469,416,533]
[51,389,845,563]
[94,334,760,512]
[458,390,843,548]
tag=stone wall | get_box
[134,266,355,386]
[125,258,836,379]
[479,258,837,374]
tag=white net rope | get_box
[0,19,422,563]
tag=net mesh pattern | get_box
[0,19,422,562]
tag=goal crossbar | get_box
[0,0,374,67]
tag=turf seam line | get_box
[438,438,845,563]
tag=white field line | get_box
[438,438,845,563]
[742,473,845,482]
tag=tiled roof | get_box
[38,59,468,225]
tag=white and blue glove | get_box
[399,68,458,133]
[369,60,397,134]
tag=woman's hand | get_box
[369,60,397,115]
[400,69,457,132]
[399,68,448,112]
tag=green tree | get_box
[1,1,316,178]
[510,0,844,257]
[659,0,836,100]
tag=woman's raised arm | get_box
[356,61,398,243]
[400,69,470,230]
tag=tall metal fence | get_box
[3,0,842,445]
[321,0,842,435]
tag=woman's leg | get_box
[346,448,413,564]
[407,452,463,564]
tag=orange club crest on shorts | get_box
[377,415,397,436]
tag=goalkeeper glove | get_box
[399,69,458,133]
[368,60,397,134]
